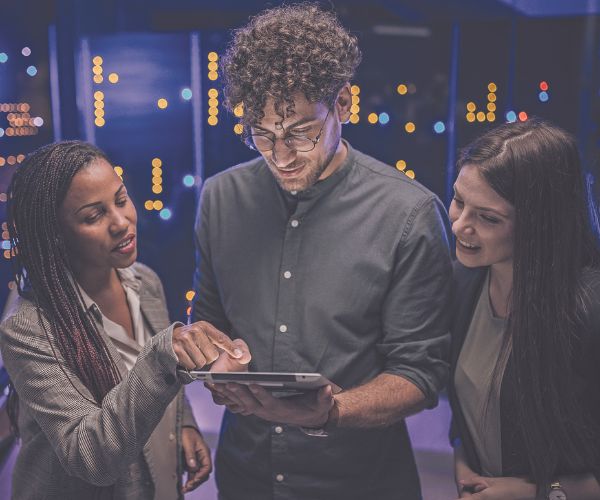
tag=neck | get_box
[489,261,513,317]
[74,266,120,300]
[318,139,348,181]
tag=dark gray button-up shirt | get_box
[193,142,452,500]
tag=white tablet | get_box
[181,371,335,396]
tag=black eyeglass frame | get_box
[241,108,332,153]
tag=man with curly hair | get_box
[193,4,452,499]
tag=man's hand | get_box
[180,427,212,493]
[210,383,335,427]
[172,321,243,369]
[454,476,536,500]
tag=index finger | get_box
[196,321,244,359]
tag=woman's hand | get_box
[172,321,243,369]
[180,427,212,493]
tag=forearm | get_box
[331,373,427,428]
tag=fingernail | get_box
[189,459,196,467]
[233,348,243,358]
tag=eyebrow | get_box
[252,116,318,134]
[75,184,125,214]
[453,185,511,219]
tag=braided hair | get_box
[7,141,122,418]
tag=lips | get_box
[456,238,480,251]
[274,163,305,178]
[113,234,136,254]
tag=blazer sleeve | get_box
[0,305,183,486]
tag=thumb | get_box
[317,385,334,408]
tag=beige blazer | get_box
[0,262,197,499]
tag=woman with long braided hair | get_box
[0,141,250,499]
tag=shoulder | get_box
[350,147,439,206]
[202,156,267,192]
[0,295,45,344]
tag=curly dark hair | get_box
[222,2,362,126]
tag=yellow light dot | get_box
[208,61,218,71]
[94,100,105,109]
[233,104,244,117]
[349,114,359,124]
[396,160,407,171]
[0,158,5,167]
[405,170,415,179]
[466,112,476,122]
[152,176,162,185]
[93,74,103,84]
[114,166,123,176]
[152,167,162,177]
[92,65,103,75]
[350,85,360,95]
[487,93,497,102]
[488,82,497,92]
[208,115,218,126]
[94,108,104,118]
[208,71,218,81]
[16,154,25,162]
[466,102,476,112]
[144,200,154,210]
[367,113,378,124]
[208,88,218,98]
[397,84,408,95]
[350,104,360,114]
[208,98,219,107]
[487,102,496,112]
[108,73,119,84]
[151,159,162,168]
[4,250,10,259]
[153,200,164,210]
[95,117,105,127]
[208,51,218,62]
[186,306,192,316]
[185,290,196,301]
[487,112,496,122]
[351,95,360,105]
[405,122,416,133]
[208,107,219,116]
[476,111,486,122]
[157,98,168,109]
[152,185,163,194]
[94,91,104,100]
[92,56,103,66]
[233,123,244,134]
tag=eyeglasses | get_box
[242,108,331,153]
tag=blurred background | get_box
[0,0,599,498]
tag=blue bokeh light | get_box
[433,121,446,134]
[159,208,172,220]
[1,241,11,250]
[378,112,390,125]
[538,91,549,102]
[26,65,37,76]
[0,53,8,63]
[0,129,4,138]
[183,174,195,187]
[506,111,517,123]
[181,88,193,100]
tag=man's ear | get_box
[335,83,352,124]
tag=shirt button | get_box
[290,219,299,228]
[279,324,288,333]
[290,190,298,195]
[274,426,283,434]
[283,271,292,279]
[276,474,284,482]
[169,433,175,441]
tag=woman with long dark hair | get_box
[448,119,600,499]
[0,141,249,499]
